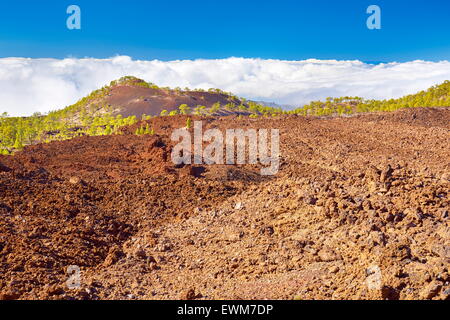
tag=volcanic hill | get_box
[67,76,251,119]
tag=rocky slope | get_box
[0,107,449,300]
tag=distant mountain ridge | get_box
[251,100,293,109]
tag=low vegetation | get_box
[290,80,450,116]
[0,111,139,154]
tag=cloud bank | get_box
[1,56,450,116]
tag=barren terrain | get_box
[0,107,449,300]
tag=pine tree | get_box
[105,125,113,135]
[210,102,221,113]
[13,132,23,150]
[186,118,192,129]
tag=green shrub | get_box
[186,118,192,129]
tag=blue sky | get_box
[1,0,450,61]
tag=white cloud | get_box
[1,56,450,116]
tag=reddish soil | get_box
[0,107,449,300]
[105,85,243,118]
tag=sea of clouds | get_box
[1,56,450,116]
